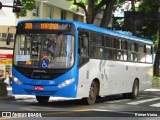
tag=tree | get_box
[138,0,160,76]
[15,0,35,18]
[68,0,127,28]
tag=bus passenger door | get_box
[77,30,90,97]
[78,30,89,67]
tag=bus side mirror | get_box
[82,34,88,49]
[6,26,15,45]
[6,34,11,45]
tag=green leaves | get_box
[137,0,160,40]
[15,0,35,18]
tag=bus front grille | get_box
[23,73,62,80]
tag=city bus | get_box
[7,19,153,105]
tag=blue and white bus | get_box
[7,20,153,105]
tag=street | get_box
[0,87,160,119]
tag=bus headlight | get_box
[58,78,75,88]
[12,77,22,85]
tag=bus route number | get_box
[25,23,33,29]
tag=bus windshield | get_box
[14,33,75,69]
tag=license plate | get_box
[34,86,44,90]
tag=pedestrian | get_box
[4,71,10,85]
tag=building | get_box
[0,0,85,79]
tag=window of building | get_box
[1,33,7,41]
[61,10,66,20]
[73,14,78,21]
[2,33,7,38]
[47,5,52,19]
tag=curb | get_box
[0,95,15,100]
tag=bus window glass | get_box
[137,44,145,62]
[103,48,110,59]
[113,38,117,48]
[128,42,137,62]
[104,36,112,47]
[78,30,89,66]
[91,46,101,59]
[128,42,134,51]
[14,34,75,68]
[121,40,127,50]
[146,45,152,63]
[20,36,25,55]
[92,33,103,46]
[116,39,124,61]
[117,39,121,49]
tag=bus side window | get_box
[78,30,89,67]
[78,32,89,56]
[103,36,111,59]
[146,45,153,63]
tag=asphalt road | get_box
[0,88,160,120]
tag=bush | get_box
[152,76,160,87]
[153,76,160,81]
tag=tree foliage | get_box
[137,0,160,40]
[68,0,127,28]
[138,0,160,76]
[15,0,35,18]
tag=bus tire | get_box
[36,96,50,103]
[82,81,97,105]
[129,80,139,99]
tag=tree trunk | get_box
[154,7,160,77]
[131,0,135,11]
[100,0,116,28]
[87,0,95,23]
[154,30,160,77]
[154,48,160,77]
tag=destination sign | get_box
[20,22,71,31]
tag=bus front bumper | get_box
[12,81,76,98]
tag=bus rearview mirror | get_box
[6,34,11,45]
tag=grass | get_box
[152,76,160,87]
[153,76,160,80]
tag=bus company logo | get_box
[99,60,108,81]
[2,112,11,117]
[33,70,46,73]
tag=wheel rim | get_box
[134,83,139,96]
[88,83,97,104]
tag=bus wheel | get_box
[82,81,97,105]
[129,80,139,99]
[36,96,50,103]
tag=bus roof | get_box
[18,19,153,44]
